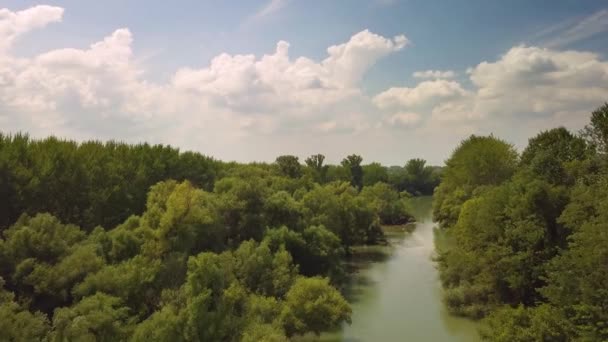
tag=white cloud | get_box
[0,7,410,149]
[412,70,456,79]
[469,45,608,117]
[322,30,409,87]
[171,29,408,117]
[430,100,479,122]
[387,112,421,128]
[373,79,468,109]
[0,5,63,51]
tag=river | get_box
[317,196,481,342]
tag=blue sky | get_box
[1,1,608,164]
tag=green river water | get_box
[316,196,481,342]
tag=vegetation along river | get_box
[318,196,480,342]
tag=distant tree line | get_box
[0,134,440,234]
[433,103,608,341]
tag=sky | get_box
[1,1,608,165]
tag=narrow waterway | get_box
[319,196,480,342]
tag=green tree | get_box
[51,293,132,342]
[520,127,589,185]
[131,305,185,342]
[304,154,328,183]
[341,154,364,190]
[275,155,302,179]
[581,102,608,155]
[215,176,270,245]
[480,305,573,342]
[433,135,518,228]
[0,277,50,342]
[540,180,608,340]
[404,158,439,195]
[281,277,351,337]
[362,162,388,186]
[359,182,412,225]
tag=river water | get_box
[318,196,480,342]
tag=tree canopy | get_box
[434,104,608,341]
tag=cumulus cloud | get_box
[322,29,408,87]
[412,70,456,79]
[373,79,468,109]
[469,45,608,117]
[0,6,410,148]
[170,29,407,118]
[387,112,421,128]
[0,5,63,51]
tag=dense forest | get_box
[434,103,608,341]
[0,133,440,341]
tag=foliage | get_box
[341,154,364,190]
[480,305,573,342]
[275,155,303,179]
[581,102,608,155]
[359,182,412,225]
[0,133,430,340]
[281,277,352,336]
[436,104,608,341]
[0,134,219,231]
[362,162,389,186]
[50,293,132,342]
[433,135,518,228]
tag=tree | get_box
[275,155,302,179]
[242,323,288,342]
[301,182,382,248]
[433,135,518,228]
[581,102,608,155]
[215,176,270,245]
[404,158,438,195]
[341,154,364,190]
[480,305,573,342]
[131,305,185,342]
[520,127,589,185]
[141,180,223,256]
[437,171,569,318]
[51,293,132,342]
[73,255,162,315]
[362,162,388,186]
[0,277,50,342]
[263,225,344,280]
[540,180,608,341]
[0,213,94,313]
[264,191,303,231]
[304,154,328,183]
[281,277,351,336]
[359,182,412,225]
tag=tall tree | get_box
[433,135,518,228]
[520,127,589,185]
[341,154,364,190]
[275,155,302,179]
[305,154,328,183]
[581,102,608,155]
[362,162,388,186]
